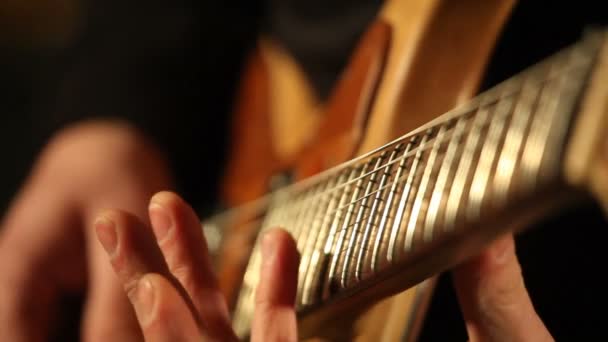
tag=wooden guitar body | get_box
[215,0,515,340]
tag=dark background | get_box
[1,0,608,340]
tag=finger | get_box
[0,245,56,342]
[95,210,169,292]
[127,273,201,342]
[83,220,144,341]
[83,192,166,341]
[148,191,234,338]
[94,210,199,322]
[452,235,553,342]
[0,186,82,342]
[252,229,299,342]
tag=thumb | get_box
[452,235,553,342]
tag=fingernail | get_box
[149,203,172,241]
[135,276,156,324]
[95,216,117,255]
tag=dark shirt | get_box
[1,1,607,340]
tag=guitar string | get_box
[230,44,592,336]
[299,42,588,297]
[278,45,585,196]
[279,96,516,223]
[289,52,571,303]
[247,82,523,314]
[205,59,583,231]
[203,62,576,230]
[230,34,596,334]
[287,60,588,199]
[239,66,557,320]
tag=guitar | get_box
[203,0,608,340]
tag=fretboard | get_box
[231,31,603,337]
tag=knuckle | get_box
[170,262,194,284]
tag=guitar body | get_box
[216,0,515,339]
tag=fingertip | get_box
[93,209,118,231]
[94,210,124,256]
[93,209,132,234]
[253,229,299,342]
[261,228,299,264]
[257,228,299,307]
[149,191,200,232]
[149,191,190,214]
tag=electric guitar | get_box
[204,0,608,340]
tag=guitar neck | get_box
[232,30,608,338]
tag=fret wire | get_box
[340,154,386,287]
[423,116,468,242]
[323,169,360,255]
[443,99,494,231]
[301,171,350,305]
[273,100,523,253]
[282,92,530,215]
[293,181,334,305]
[281,191,307,239]
[387,132,430,262]
[312,129,454,216]
[493,77,543,206]
[466,90,516,222]
[316,124,464,236]
[320,168,360,299]
[520,49,580,192]
[297,176,341,305]
[355,149,397,281]
[404,125,447,251]
[325,162,370,293]
[294,129,455,200]
[538,48,594,179]
[371,142,411,272]
[293,185,326,250]
[519,58,567,192]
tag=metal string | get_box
[209,62,584,233]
